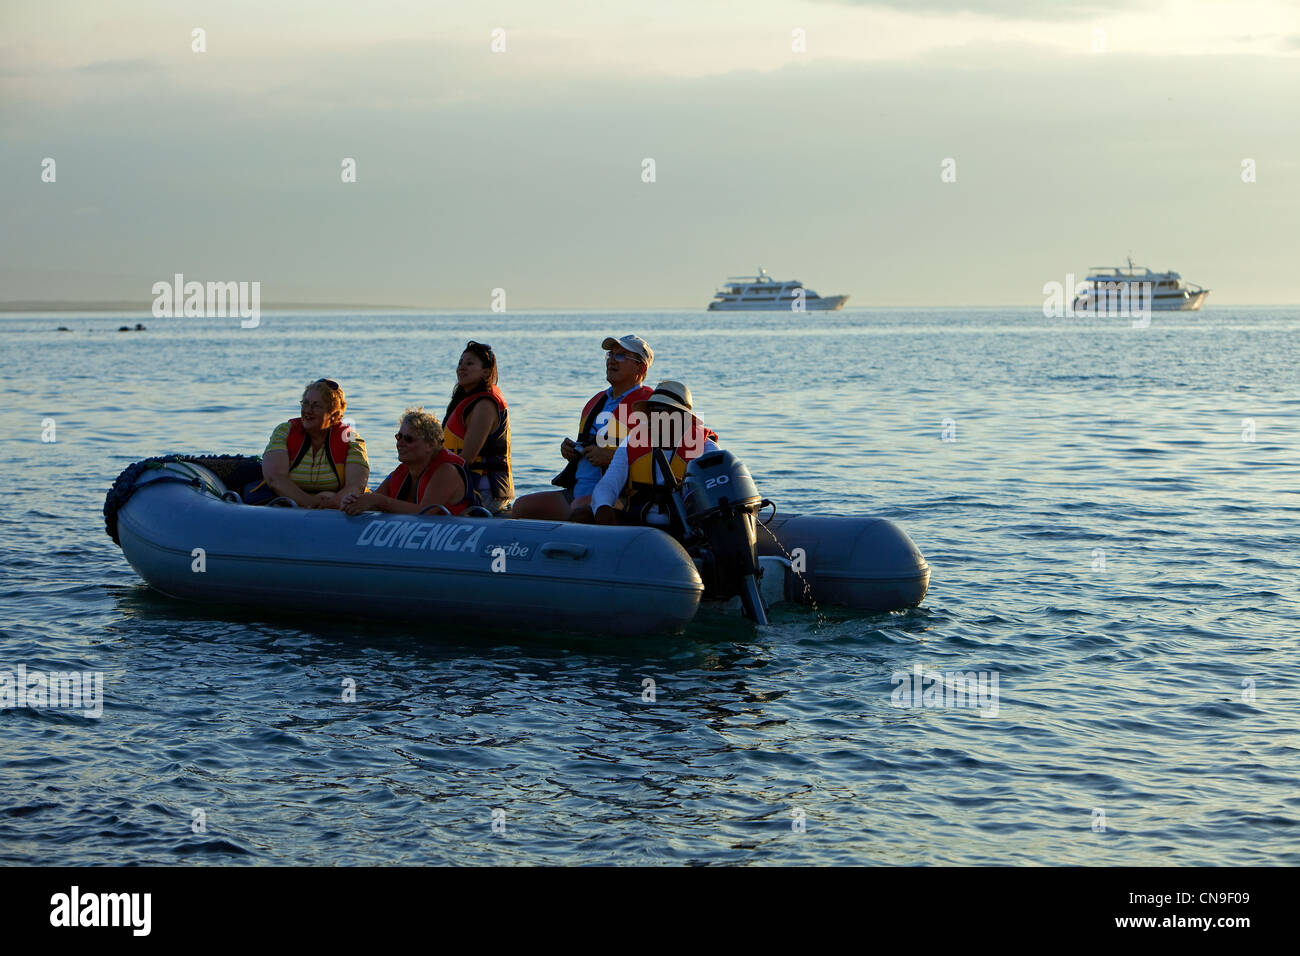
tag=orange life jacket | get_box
[579,385,654,447]
[553,384,654,489]
[626,415,718,493]
[383,450,473,515]
[443,385,512,503]
[621,414,718,534]
[286,418,353,490]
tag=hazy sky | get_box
[2,0,1297,307]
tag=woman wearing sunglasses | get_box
[442,341,514,513]
[340,407,473,516]
[259,378,369,508]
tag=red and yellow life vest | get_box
[552,384,654,491]
[383,450,473,515]
[286,418,353,490]
[443,385,513,502]
[626,415,718,494]
[617,414,718,533]
[578,384,653,449]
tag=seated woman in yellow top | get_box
[261,378,369,508]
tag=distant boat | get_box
[708,268,848,311]
[1073,258,1210,312]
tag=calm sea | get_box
[1,307,1297,865]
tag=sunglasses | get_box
[395,432,419,443]
[606,350,642,363]
[466,341,493,354]
[314,378,340,390]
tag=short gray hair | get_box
[400,406,444,448]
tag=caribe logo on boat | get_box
[150,272,261,329]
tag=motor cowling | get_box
[680,451,769,624]
[681,450,762,522]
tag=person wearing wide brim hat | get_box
[511,334,655,521]
[588,379,719,536]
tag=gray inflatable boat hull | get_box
[110,460,930,634]
[757,515,931,612]
[115,464,703,636]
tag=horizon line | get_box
[2,301,1294,314]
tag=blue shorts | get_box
[572,476,600,501]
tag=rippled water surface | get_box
[1,308,1297,864]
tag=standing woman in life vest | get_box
[260,378,369,508]
[442,341,514,513]
[340,407,473,515]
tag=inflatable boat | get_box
[104,454,930,637]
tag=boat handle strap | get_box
[539,542,589,560]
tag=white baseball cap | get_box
[601,334,653,368]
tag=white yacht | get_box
[1073,258,1210,312]
[708,268,848,311]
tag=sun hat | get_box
[646,380,692,414]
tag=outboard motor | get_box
[679,450,770,625]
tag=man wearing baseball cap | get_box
[588,379,720,537]
[510,334,655,521]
